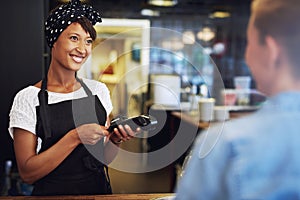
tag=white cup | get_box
[234,76,251,89]
[198,98,215,122]
[214,106,229,121]
[234,76,251,106]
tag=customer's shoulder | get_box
[219,110,275,141]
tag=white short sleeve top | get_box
[8,78,113,140]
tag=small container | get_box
[198,98,215,122]
[214,106,229,121]
[221,89,237,106]
[234,76,251,89]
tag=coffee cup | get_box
[198,98,215,122]
[214,106,229,121]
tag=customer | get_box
[8,0,138,196]
[175,0,300,199]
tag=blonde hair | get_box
[252,0,300,42]
[251,0,300,75]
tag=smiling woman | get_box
[50,21,94,76]
[8,0,140,196]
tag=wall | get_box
[0,0,45,194]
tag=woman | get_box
[8,0,138,196]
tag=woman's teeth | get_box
[72,55,83,63]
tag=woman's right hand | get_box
[14,125,108,184]
[75,123,109,145]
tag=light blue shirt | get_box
[175,92,300,200]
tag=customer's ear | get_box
[265,35,281,68]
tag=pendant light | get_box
[148,0,178,7]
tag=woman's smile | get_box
[71,54,85,63]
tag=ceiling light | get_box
[59,0,89,3]
[209,11,231,19]
[148,0,178,7]
[212,42,226,55]
[141,9,160,17]
[197,27,216,42]
[182,30,195,45]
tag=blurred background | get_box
[0,0,254,195]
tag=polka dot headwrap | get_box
[45,0,102,48]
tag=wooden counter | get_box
[171,110,256,130]
[0,193,175,200]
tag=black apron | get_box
[32,77,112,196]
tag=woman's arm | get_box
[13,128,80,184]
[13,123,107,184]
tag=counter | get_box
[0,193,175,200]
[145,104,258,191]
[171,108,257,129]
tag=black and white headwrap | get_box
[45,0,102,48]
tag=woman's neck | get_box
[46,69,81,93]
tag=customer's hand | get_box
[76,123,109,145]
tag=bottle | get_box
[1,160,12,195]
[189,84,198,114]
[199,82,209,98]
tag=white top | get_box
[8,78,113,151]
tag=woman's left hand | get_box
[109,125,141,144]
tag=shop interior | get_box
[0,0,263,196]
